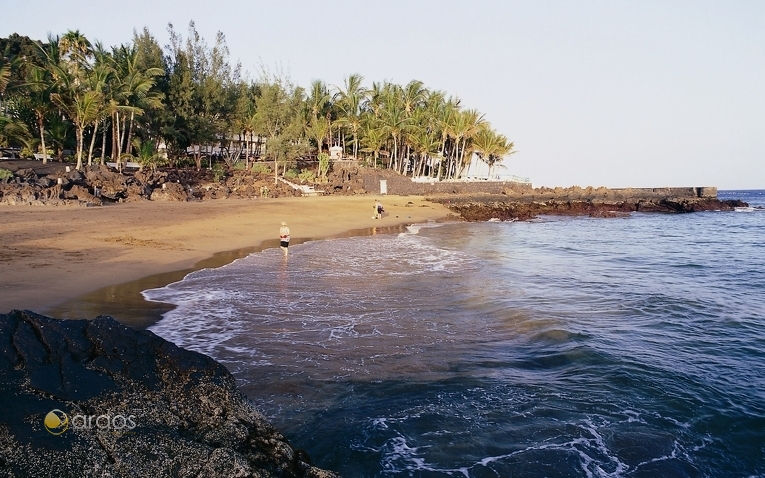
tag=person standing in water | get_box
[279,221,290,256]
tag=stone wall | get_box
[359,170,715,200]
[361,171,533,196]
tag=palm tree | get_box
[433,96,459,179]
[49,61,103,170]
[58,30,93,84]
[234,90,258,168]
[84,44,114,165]
[45,115,72,161]
[24,36,61,164]
[407,119,440,178]
[379,101,408,171]
[0,47,12,100]
[306,79,331,122]
[364,81,387,119]
[304,79,332,154]
[123,137,165,172]
[451,109,487,179]
[334,73,367,159]
[359,119,387,167]
[59,30,92,64]
[305,116,330,157]
[473,129,515,178]
[400,80,427,117]
[0,116,33,150]
[110,44,162,159]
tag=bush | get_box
[298,169,315,183]
[19,147,35,159]
[212,163,226,182]
[318,152,330,180]
[251,162,271,174]
[284,168,299,180]
[175,156,196,169]
[0,168,13,181]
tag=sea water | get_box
[145,190,765,477]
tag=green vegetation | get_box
[298,169,315,183]
[0,22,514,180]
[122,138,166,172]
[0,168,12,180]
[211,163,225,182]
[317,152,330,182]
[251,162,271,174]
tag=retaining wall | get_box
[361,172,533,196]
[360,172,715,199]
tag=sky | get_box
[4,0,764,189]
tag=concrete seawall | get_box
[359,170,716,200]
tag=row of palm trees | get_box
[304,75,515,179]
[1,25,515,179]
[1,30,162,170]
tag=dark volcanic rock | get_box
[434,194,749,222]
[150,182,191,201]
[0,310,339,478]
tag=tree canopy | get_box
[0,22,514,178]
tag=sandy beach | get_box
[0,196,452,328]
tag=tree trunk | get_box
[243,134,247,169]
[37,114,48,165]
[389,136,397,170]
[194,150,201,171]
[126,112,135,156]
[113,112,120,162]
[119,114,127,157]
[75,125,84,171]
[100,119,107,165]
[87,120,99,166]
[457,137,467,179]
[435,137,445,178]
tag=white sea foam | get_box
[140,214,765,477]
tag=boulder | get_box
[0,183,39,205]
[13,168,37,181]
[0,310,339,478]
[62,184,102,206]
[84,166,130,201]
[150,182,190,201]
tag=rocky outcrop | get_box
[0,162,313,206]
[0,310,339,478]
[149,182,191,202]
[433,192,749,221]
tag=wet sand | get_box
[0,196,452,328]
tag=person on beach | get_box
[279,221,290,256]
[375,199,384,219]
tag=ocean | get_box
[145,190,765,477]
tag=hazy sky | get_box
[4,0,764,188]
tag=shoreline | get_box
[48,223,437,330]
[0,196,453,326]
